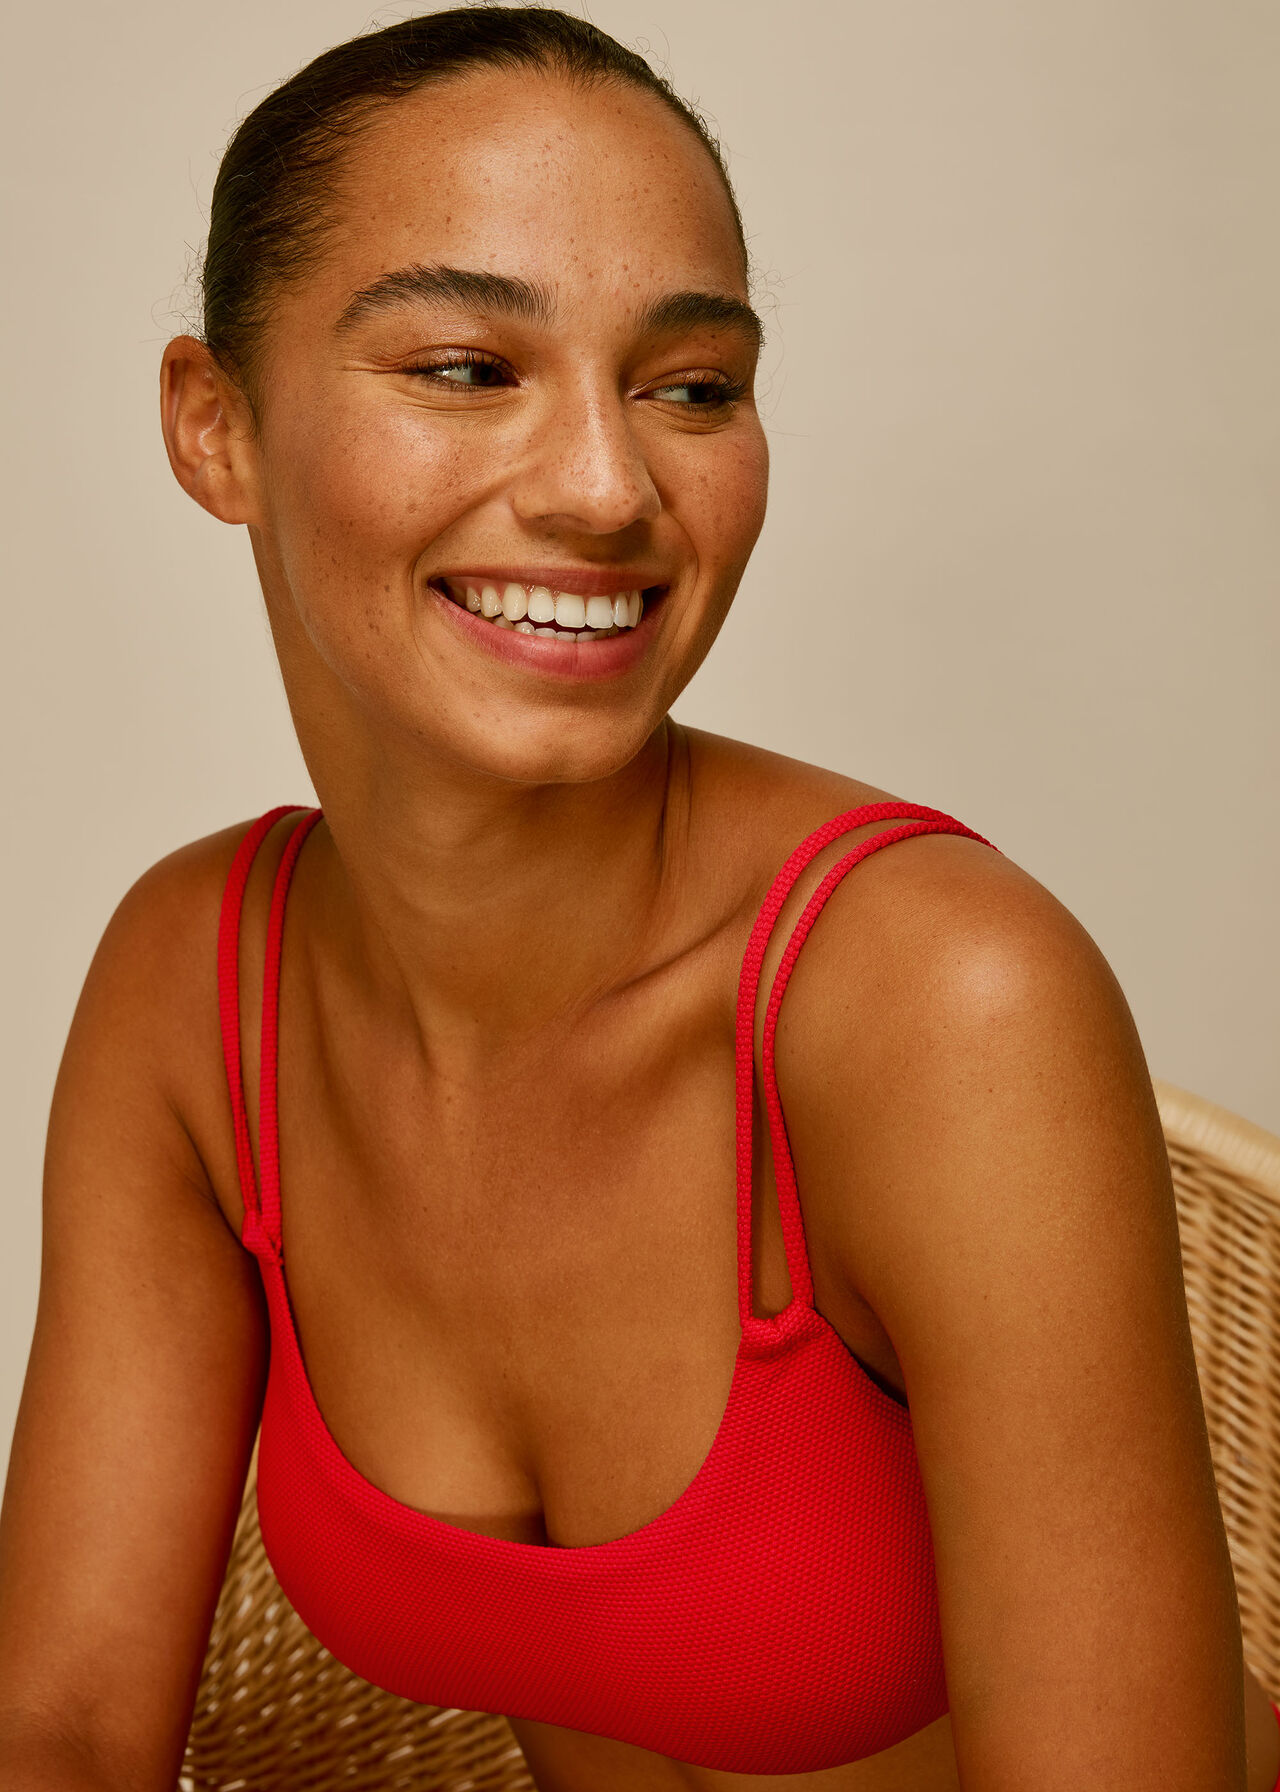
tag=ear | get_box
[159,336,262,525]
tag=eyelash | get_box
[399,349,748,409]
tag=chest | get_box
[219,873,906,1550]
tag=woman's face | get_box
[217,67,769,789]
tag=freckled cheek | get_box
[270,408,493,601]
[670,431,770,582]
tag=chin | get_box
[454,717,662,790]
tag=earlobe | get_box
[159,335,261,525]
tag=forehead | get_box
[320,66,748,314]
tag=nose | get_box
[510,380,662,535]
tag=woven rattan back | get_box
[181,1078,1280,1787]
[1153,1078,1280,1697]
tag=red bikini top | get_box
[217,800,998,1774]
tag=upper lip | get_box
[431,567,668,599]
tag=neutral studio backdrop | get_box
[2,2,1276,1461]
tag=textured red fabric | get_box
[217,800,1001,1773]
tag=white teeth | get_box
[554,591,587,629]
[446,578,650,641]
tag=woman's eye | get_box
[402,355,512,388]
[649,377,745,408]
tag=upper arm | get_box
[779,836,1245,1790]
[0,837,269,1788]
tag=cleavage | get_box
[275,982,750,1547]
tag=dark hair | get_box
[198,4,749,428]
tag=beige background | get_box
[2,1,1276,1460]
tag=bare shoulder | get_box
[682,730,1133,1167]
[68,811,294,1230]
[769,780,1142,1140]
[765,778,1163,1310]
[92,815,259,981]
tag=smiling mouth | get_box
[431,577,667,639]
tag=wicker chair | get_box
[181,1077,1280,1790]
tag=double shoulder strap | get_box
[733,803,998,1329]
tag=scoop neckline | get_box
[254,1232,908,1557]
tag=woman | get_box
[0,8,1276,1789]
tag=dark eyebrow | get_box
[635,290,764,353]
[333,261,763,352]
[333,263,555,335]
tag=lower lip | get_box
[427,583,664,682]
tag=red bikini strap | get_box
[734,803,1000,1330]
[215,805,315,1258]
[257,807,324,1258]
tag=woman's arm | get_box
[0,846,268,1791]
[0,1723,138,1792]
[779,834,1245,1791]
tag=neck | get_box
[301,716,689,1069]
